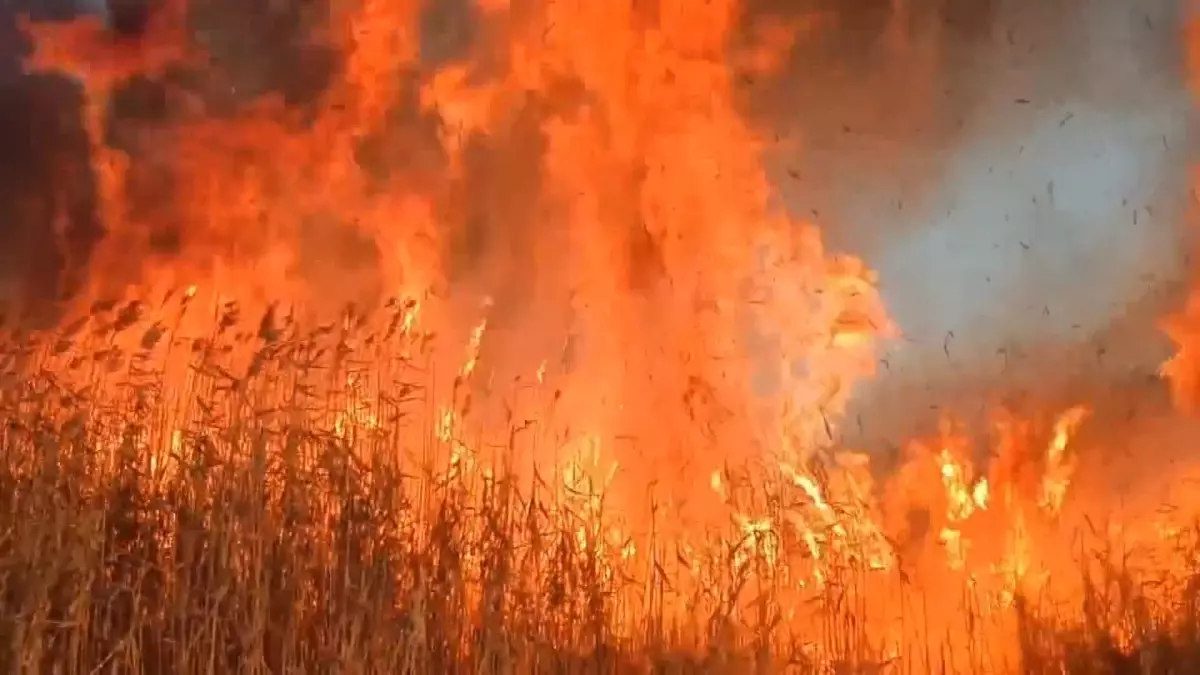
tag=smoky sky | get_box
[759,0,1197,444]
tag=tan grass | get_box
[0,294,1197,674]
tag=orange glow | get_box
[6,0,1200,671]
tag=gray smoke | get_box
[761,0,1195,444]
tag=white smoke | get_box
[772,0,1194,443]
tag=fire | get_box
[1163,14,1200,411]
[3,0,1200,672]
[936,444,988,570]
[1037,404,1089,517]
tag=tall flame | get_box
[7,1,1200,671]
[19,0,887,526]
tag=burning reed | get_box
[0,293,1198,674]
[3,0,1200,673]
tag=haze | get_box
[759,0,1195,443]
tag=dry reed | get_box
[0,293,1197,674]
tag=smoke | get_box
[749,0,1196,444]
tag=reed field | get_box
[0,294,1195,675]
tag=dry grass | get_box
[0,294,1198,674]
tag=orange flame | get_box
[9,1,1200,670]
